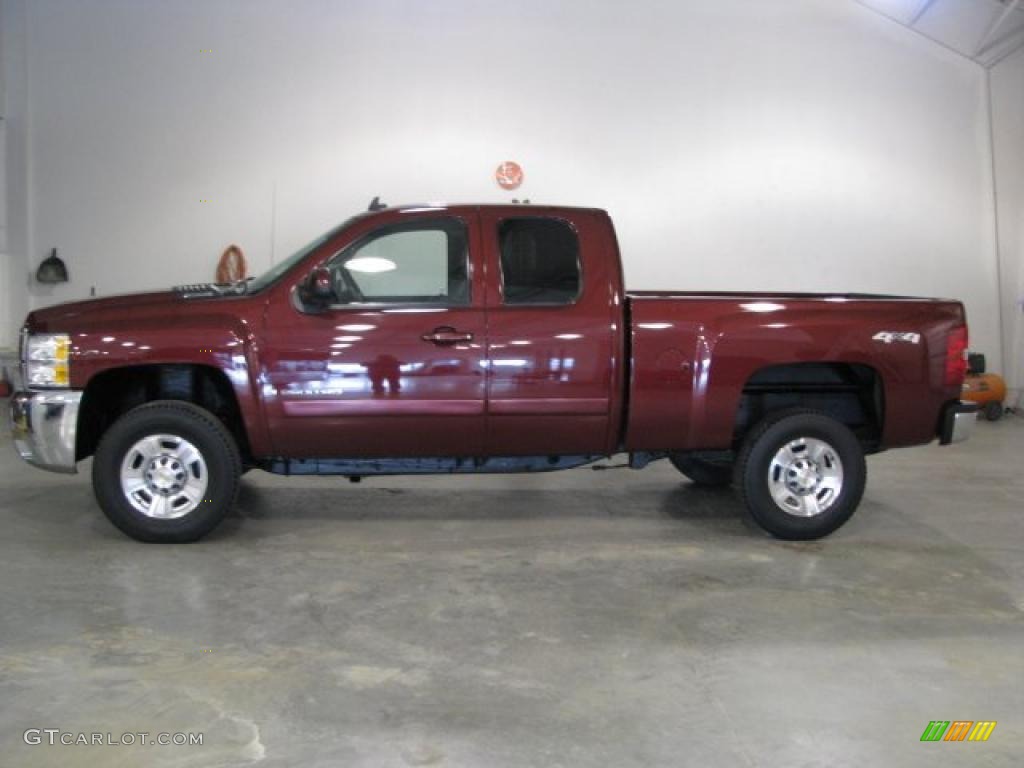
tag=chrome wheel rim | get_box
[767,437,844,517]
[120,434,208,519]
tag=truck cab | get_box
[259,205,626,461]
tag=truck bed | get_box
[624,291,966,453]
[627,290,953,302]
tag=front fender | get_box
[67,315,271,456]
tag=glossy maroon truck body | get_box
[23,205,967,467]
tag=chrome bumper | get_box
[939,399,979,446]
[9,389,83,473]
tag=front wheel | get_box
[92,401,242,542]
[734,409,866,540]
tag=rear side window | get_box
[499,218,581,305]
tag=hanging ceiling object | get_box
[36,248,69,284]
[495,161,524,190]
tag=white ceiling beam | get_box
[975,0,1022,56]
[985,28,1024,67]
[909,0,939,26]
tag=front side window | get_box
[499,218,581,305]
[330,219,469,304]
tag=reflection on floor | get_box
[1,416,1022,767]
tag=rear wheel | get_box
[984,401,1004,421]
[92,401,241,542]
[668,453,733,487]
[734,409,865,540]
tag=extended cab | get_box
[8,204,978,542]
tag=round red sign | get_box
[495,161,524,190]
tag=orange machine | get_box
[962,353,1007,421]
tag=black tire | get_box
[92,401,241,542]
[984,401,1003,421]
[734,409,866,540]
[668,453,733,486]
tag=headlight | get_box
[25,333,71,388]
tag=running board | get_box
[264,454,606,476]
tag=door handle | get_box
[421,326,474,345]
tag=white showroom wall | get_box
[0,0,1005,369]
[990,48,1024,403]
[1,0,32,350]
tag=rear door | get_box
[480,209,623,456]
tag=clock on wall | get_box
[495,161,524,190]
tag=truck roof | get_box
[356,203,609,218]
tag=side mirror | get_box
[304,267,337,305]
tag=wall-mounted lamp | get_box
[36,248,69,284]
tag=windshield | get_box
[247,218,356,293]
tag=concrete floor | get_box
[0,416,1022,768]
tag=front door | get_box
[261,212,487,458]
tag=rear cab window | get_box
[498,218,581,305]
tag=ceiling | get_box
[856,0,1024,66]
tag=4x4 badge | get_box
[873,331,921,344]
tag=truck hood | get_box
[26,291,180,332]
[24,282,253,334]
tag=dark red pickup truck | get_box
[9,204,977,542]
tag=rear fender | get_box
[625,297,966,451]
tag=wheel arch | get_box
[76,363,253,464]
[733,361,885,452]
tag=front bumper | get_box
[9,389,83,473]
[939,399,979,446]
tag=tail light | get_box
[945,325,968,388]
